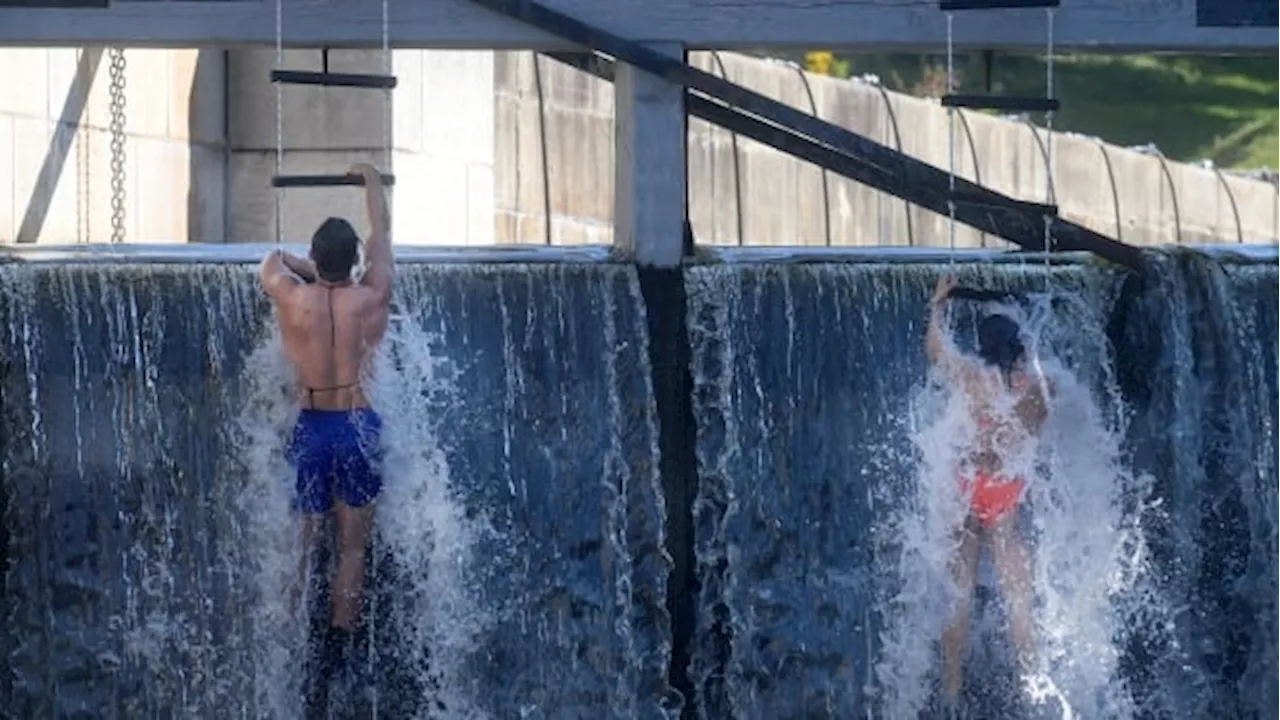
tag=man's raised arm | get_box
[259,248,318,300]
[351,163,393,304]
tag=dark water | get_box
[1,247,1275,719]
[1107,252,1279,719]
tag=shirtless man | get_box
[258,163,393,713]
[925,275,1054,713]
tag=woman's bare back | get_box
[962,366,1047,474]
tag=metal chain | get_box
[108,47,128,244]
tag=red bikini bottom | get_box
[961,470,1025,528]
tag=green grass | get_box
[824,53,1279,170]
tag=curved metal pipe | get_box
[1150,148,1182,245]
[954,110,986,247]
[1269,174,1280,242]
[1095,140,1123,242]
[532,52,553,245]
[1023,119,1058,210]
[871,81,914,247]
[790,62,832,247]
[1275,181,1279,244]
[710,50,745,246]
[1211,166,1244,244]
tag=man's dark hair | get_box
[976,313,1025,375]
[310,217,361,283]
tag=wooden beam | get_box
[0,0,1273,51]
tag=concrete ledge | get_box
[695,244,1279,266]
[0,242,617,265]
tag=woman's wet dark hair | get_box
[976,313,1025,374]
[310,217,361,283]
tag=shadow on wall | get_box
[15,48,103,244]
[188,49,227,243]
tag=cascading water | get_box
[0,263,268,716]
[1106,250,1279,719]
[0,250,674,719]
[1,244,1273,719]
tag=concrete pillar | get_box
[613,43,686,267]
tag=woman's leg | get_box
[940,519,981,704]
[988,512,1036,674]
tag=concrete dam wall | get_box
[0,244,1275,718]
[1,48,1276,248]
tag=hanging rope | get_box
[1042,9,1056,283]
[77,58,90,244]
[944,11,957,266]
[378,0,389,248]
[1029,6,1057,441]
[108,47,127,244]
[274,0,285,248]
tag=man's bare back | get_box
[276,282,389,410]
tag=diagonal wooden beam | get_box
[538,46,1144,271]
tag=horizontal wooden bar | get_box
[947,286,1021,302]
[941,94,1061,113]
[0,242,616,265]
[940,0,1059,11]
[270,70,398,89]
[272,173,396,188]
[0,0,106,7]
[0,0,1273,51]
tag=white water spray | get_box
[875,287,1158,719]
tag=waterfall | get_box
[2,243,1273,719]
[685,252,1277,719]
[1107,250,1278,719]
[0,252,673,719]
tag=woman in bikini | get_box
[925,275,1054,711]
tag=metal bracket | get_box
[940,0,1060,10]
